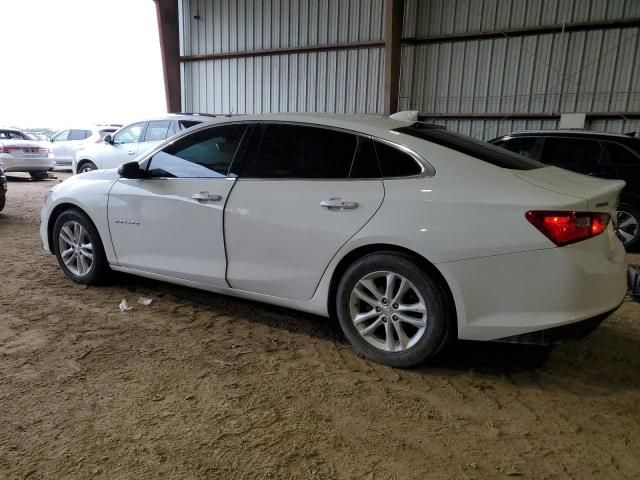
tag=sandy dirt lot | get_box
[1,171,639,479]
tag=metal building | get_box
[154,0,640,139]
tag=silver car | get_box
[0,128,54,180]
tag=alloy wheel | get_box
[349,271,428,352]
[615,210,638,246]
[58,220,94,276]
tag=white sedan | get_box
[0,128,54,179]
[40,114,627,367]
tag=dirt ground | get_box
[0,171,639,479]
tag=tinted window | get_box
[496,137,537,158]
[50,130,70,142]
[113,123,145,144]
[375,141,422,177]
[148,124,246,178]
[541,138,602,166]
[69,129,91,140]
[395,123,543,170]
[350,137,381,178]
[605,142,640,165]
[143,120,171,142]
[245,124,358,179]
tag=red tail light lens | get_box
[0,145,8,154]
[526,211,611,246]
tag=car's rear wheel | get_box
[0,194,5,212]
[336,252,452,368]
[77,161,97,174]
[29,171,49,180]
[615,203,640,249]
[53,209,108,284]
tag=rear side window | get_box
[143,120,172,142]
[495,137,538,158]
[349,137,381,178]
[541,138,602,165]
[605,142,640,165]
[178,120,202,130]
[375,141,423,177]
[69,129,92,140]
[148,124,246,178]
[245,124,358,179]
[395,123,543,170]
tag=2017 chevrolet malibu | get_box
[40,114,627,367]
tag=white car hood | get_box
[75,168,121,181]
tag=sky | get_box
[0,0,166,129]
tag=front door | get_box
[50,130,71,163]
[225,123,384,300]
[100,122,146,169]
[108,123,249,286]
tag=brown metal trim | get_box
[403,17,640,45]
[154,0,182,113]
[384,0,404,115]
[179,40,385,62]
[419,112,640,120]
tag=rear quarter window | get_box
[395,123,544,170]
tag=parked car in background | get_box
[42,114,627,368]
[49,125,119,167]
[490,130,640,248]
[72,114,214,174]
[0,128,54,179]
[0,166,6,212]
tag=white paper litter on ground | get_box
[138,297,153,306]
[119,299,132,311]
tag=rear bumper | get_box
[439,226,627,341]
[493,305,620,345]
[0,155,55,172]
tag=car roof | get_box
[493,129,637,141]
[188,112,413,137]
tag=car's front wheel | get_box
[615,203,640,250]
[77,161,97,174]
[53,209,108,284]
[336,252,452,368]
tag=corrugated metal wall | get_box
[180,0,386,114]
[400,0,640,139]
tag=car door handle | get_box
[320,197,359,210]
[192,192,222,203]
[127,150,136,155]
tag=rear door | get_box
[137,120,173,156]
[224,123,384,300]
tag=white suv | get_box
[72,114,213,174]
[49,125,120,167]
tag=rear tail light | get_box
[0,145,7,154]
[526,211,611,247]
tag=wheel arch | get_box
[47,202,96,254]
[326,243,459,337]
[75,158,96,172]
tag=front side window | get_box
[541,138,603,166]
[244,124,358,178]
[50,130,70,142]
[143,120,172,142]
[495,137,538,158]
[147,124,247,178]
[113,123,145,145]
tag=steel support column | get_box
[384,0,404,115]
[154,0,181,113]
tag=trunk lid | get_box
[512,166,624,215]
[2,140,50,159]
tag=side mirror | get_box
[103,134,113,144]
[118,161,144,179]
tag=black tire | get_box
[29,171,49,180]
[0,193,5,212]
[336,252,453,368]
[52,209,108,285]
[615,202,640,250]
[77,161,97,174]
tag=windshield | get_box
[394,123,544,171]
